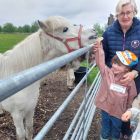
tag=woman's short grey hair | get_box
[115,0,138,16]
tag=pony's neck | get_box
[39,31,67,61]
[0,32,43,77]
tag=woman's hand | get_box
[120,71,137,86]
[121,110,132,122]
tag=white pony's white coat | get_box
[0,16,97,140]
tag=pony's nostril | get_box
[88,35,97,40]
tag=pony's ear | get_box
[38,20,47,31]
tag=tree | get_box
[17,26,24,33]
[93,23,105,36]
[30,21,39,32]
[22,24,31,33]
[2,23,16,33]
[0,26,2,32]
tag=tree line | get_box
[0,14,114,34]
[0,21,106,35]
[0,22,39,33]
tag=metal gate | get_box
[0,46,100,140]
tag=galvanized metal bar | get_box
[82,105,96,140]
[34,63,96,140]
[69,74,100,140]
[82,50,90,140]
[82,77,101,140]
[0,46,92,102]
[81,75,101,131]
[75,76,101,140]
[63,72,100,140]
[77,105,94,140]
[72,97,93,140]
[0,43,102,140]
[72,75,101,140]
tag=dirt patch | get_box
[0,70,101,140]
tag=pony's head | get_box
[38,16,97,54]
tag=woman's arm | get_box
[120,70,139,86]
[134,61,140,73]
[127,81,137,109]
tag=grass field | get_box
[0,33,29,53]
[80,60,99,84]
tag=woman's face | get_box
[117,4,134,31]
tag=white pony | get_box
[0,16,97,140]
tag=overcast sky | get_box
[0,0,140,27]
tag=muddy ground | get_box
[0,70,101,140]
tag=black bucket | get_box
[74,66,88,84]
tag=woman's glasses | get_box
[118,11,133,17]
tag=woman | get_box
[102,0,140,139]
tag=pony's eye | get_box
[63,27,68,32]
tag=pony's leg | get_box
[0,103,4,114]
[25,111,34,140]
[67,68,75,89]
[12,112,25,140]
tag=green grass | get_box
[80,60,99,84]
[0,33,29,53]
